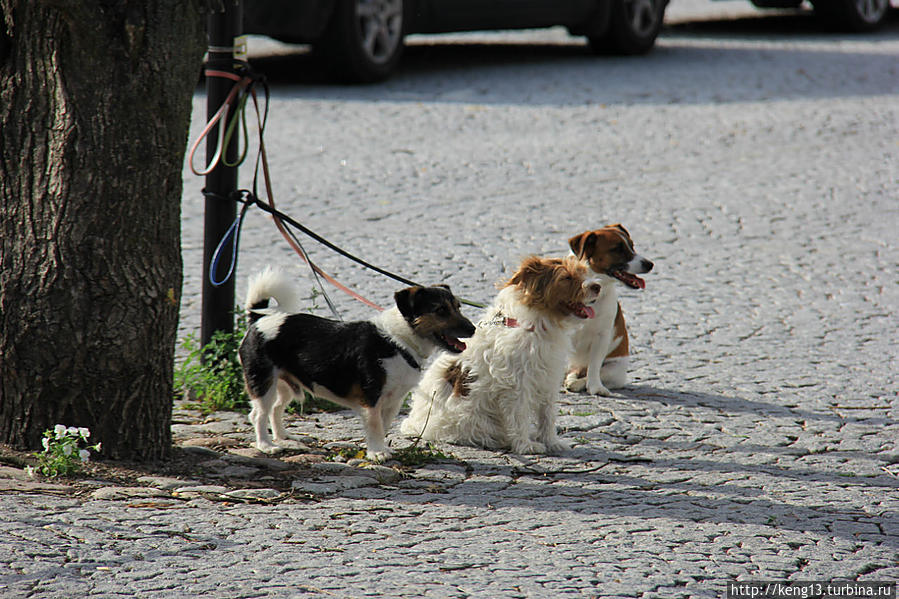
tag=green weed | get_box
[174,311,249,414]
[391,443,453,467]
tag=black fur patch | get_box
[239,314,417,408]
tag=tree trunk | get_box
[0,1,205,460]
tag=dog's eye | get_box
[437,306,450,316]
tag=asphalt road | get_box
[3,1,898,597]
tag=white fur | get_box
[245,267,304,314]
[371,306,437,367]
[565,273,624,396]
[253,312,287,341]
[401,282,599,455]
[566,252,650,396]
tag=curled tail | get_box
[245,268,304,323]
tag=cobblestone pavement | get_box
[2,2,898,597]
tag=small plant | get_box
[330,446,367,461]
[174,310,249,414]
[327,442,452,467]
[392,442,453,467]
[27,425,101,478]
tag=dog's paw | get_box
[587,381,613,396]
[273,437,307,450]
[564,375,587,393]
[366,447,393,463]
[512,439,547,455]
[543,437,572,454]
[255,441,283,454]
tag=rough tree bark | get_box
[0,1,206,459]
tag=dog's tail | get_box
[245,267,304,321]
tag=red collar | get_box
[500,316,535,332]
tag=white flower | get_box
[42,437,50,451]
[79,449,91,463]
[25,466,35,477]
[62,442,73,457]
[78,427,90,440]
[67,426,79,437]
[54,424,67,439]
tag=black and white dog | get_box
[238,268,475,461]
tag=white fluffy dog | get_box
[400,256,600,454]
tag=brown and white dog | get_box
[565,225,653,396]
[401,256,600,454]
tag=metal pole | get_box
[201,1,242,348]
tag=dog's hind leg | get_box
[270,379,295,443]
[564,366,587,393]
[249,384,281,454]
[600,356,629,389]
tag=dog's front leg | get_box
[586,332,613,396]
[504,391,546,455]
[537,394,570,454]
[361,405,393,463]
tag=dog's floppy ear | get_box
[609,223,630,238]
[507,256,550,292]
[394,286,421,321]
[568,232,597,259]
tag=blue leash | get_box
[209,201,249,287]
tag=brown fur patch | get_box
[607,304,630,359]
[505,256,588,322]
[279,372,305,394]
[346,382,368,405]
[567,366,587,379]
[568,225,637,275]
[444,360,475,398]
[410,299,468,338]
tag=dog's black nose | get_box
[642,259,654,272]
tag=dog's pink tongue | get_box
[451,338,466,351]
[616,271,646,290]
[570,304,594,319]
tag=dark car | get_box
[747,0,892,31]
[243,0,668,83]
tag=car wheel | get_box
[588,0,666,55]
[811,0,890,31]
[318,0,406,83]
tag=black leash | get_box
[205,189,487,310]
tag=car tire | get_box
[810,0,890,31]
[588,0,666,55]
[318,0,406,83]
